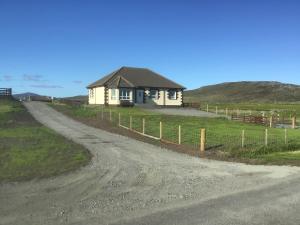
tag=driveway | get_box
[146,107,227,118]
[1,102,300,225]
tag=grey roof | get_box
[87,67,185,89]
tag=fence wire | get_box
[96,107,300,154]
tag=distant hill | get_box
[13,92,40,100]
[184,81,300,103]
[61,95,88,102]
[13,92,52,101]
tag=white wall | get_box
[145,89,182,106]
[89,87,182,106]
[88,87,105,104]
[108,88,120,105]
[108,88,134,105]
[164,90,182,106]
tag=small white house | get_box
[87,67,185,106]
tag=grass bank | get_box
[50,103,300,166]
[0,99,91,182]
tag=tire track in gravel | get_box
[0,102,299,225]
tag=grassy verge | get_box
[0,99,91,182]
[50,103,300,166]
[193,101,300,117]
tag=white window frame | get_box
[150,89,158,99]
[119,89,131,100]
[168,90,177,100]
[111,89,117,100]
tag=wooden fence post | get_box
[206,104,209,112]
[285,128,287,145]
[178,125,181,145]
[226,108,228,117]
[118,113,121,126]
[130,116,132,130]
[292,116,296,129]
[215,106,218,114]
[269,116,273,128]
[200,129,206,152]
[265,129,268,146]
[142,118,145,134]
[109,109,112,121]
[241,130,245,148]
[160,121,162,139]
[101,107,104,120]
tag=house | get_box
[87,66,185,106]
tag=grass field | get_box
[0,99,91,182]
[50,103,300,165]
[194,101,300,118]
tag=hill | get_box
[184,81,300,103]
[13,92,52,101]
[13,92,40,99]
[61,95,88,102]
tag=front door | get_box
[136,89,144,104]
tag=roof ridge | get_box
[120,75,135,87]
[121,66,148,70]
[117,76,121,87]
[144,68,184,88]
[87,66,185,89]
[98,67,123,87]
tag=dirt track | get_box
[1,102,300,225]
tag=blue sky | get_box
[0,0,299,97]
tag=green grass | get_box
[262,151,300,161]
[197,102,300,118]
[50,103,300,164]
[0,99,91,182]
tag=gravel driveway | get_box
[1,102,300,225]
[146,107,226,118]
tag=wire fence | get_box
[194,104,298,128]
[96,107,300,154]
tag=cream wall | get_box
[108,88,134,105]
[89,87,182,106]
[108,88,120,105]
[145,89,164,105]
[164,90,183,106]
[88,87,105,104]
[145,89,182,106]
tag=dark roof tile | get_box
[87,67,185,89]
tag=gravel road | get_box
[1,102,300,225]
[146,107,225,118]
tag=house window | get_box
[89,89,94,98]
[111,89,117,100]
[150,90,158,99]
[120,89,130,100]
[168,90,177,100]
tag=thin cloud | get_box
[23,74,44,82]
[73,80,83,84]
[30,84,63,89]
[2,75,13,81]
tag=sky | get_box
[0,0,299,97]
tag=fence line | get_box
[199,103,298,124]
[95,107,299,154]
